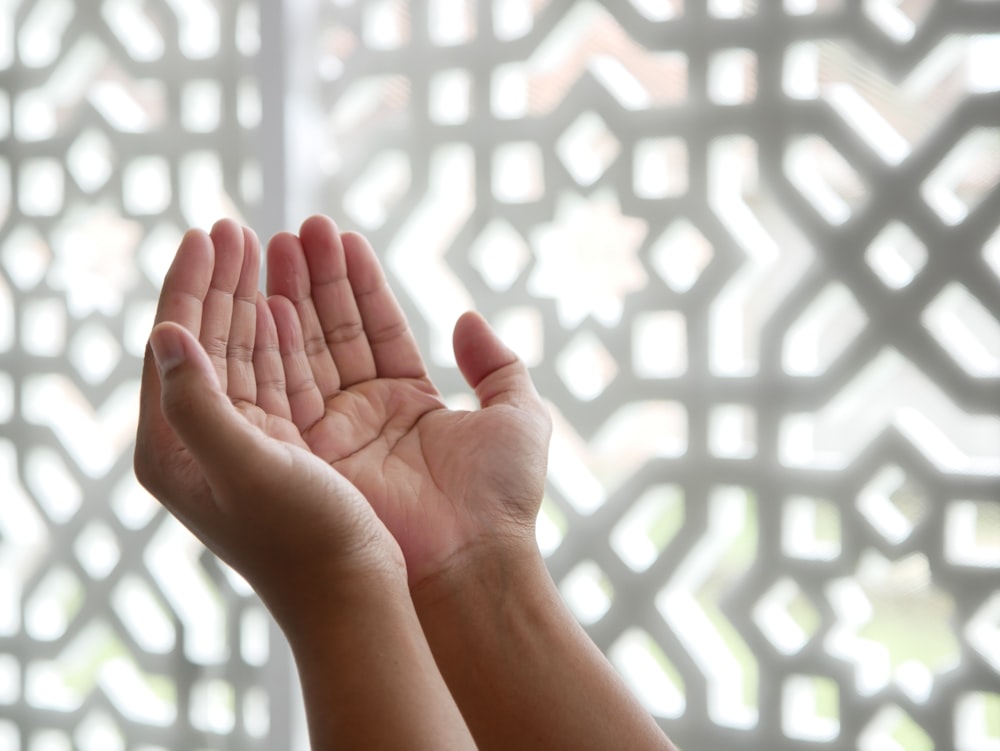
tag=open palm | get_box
[264,217,552,587]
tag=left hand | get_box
[134,220,403,627]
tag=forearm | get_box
[412,540,674,751]
[280,572,476,751]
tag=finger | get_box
[299,215,377,388]
[154,228,215,329]
[453,311,545,415]
[342,231,427,381]
[253,294,292,420]
[227,226,261,404]
[266,231,341,398]
[148,321,272,500]
[200,218,246,389]
[269,295,326,431]
[140,228,216,451]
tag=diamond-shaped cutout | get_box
[1,224,50,290]
[556,111,621,186]
[66,129,114,193]
[468,218,531,292]
[857,464,928,545]
[556,329,619,401]
[865,222,928,289]
[650,218,713,293]
[69,322,123,385]
[74,521,121,580]
[754,577,821,655]
[560,560,614,625]
[863,0,936,43]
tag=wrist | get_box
[410,533,565,670]
[273,547,478,751]
[260,537,410,647]
[410,531,548,614]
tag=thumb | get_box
[452,311,543,413]
[149,322,263,475]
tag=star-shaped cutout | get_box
[49,205,142,317]
[528,191,648,327]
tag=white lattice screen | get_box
[2,1,999,749]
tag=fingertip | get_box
[172,228,214,270]
[243,225,261,260]
[237,226,263,292]
[453,311,517,390]
[265,232,306,296]
[299,214,339,240]
[181,226,211,245]
[340,230,368,248]
[210,217,243,241]
[149,322,190,377]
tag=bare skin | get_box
[134,219,475,751]
[261,215,675,750]
[137,214,674,750]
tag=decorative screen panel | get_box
[0,2,289,749]
[286,1,1000,749]
[3,1,999,750]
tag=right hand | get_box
[262,216,554,590]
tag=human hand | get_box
[134,220,402,629]
[264,216,552,589]
[250,216,672,751]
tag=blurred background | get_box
[1,1,999,749]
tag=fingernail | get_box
[149,326,186,375]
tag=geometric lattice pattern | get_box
[0,2,286,749]
[3,1,1000,750]
[287,2,1000,749]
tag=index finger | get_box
[154,228,215,332]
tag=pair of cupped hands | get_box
[134,216,551,624]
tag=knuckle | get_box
[324,319,365,346]
[202,335,229,362]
